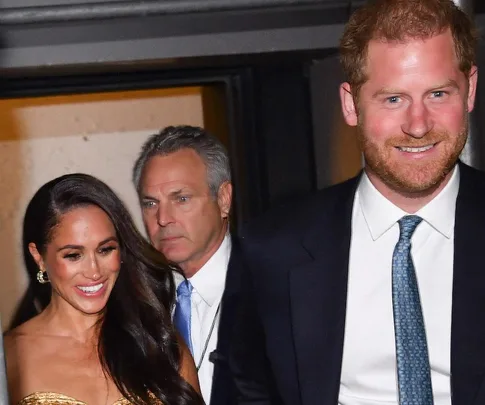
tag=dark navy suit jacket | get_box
[209,237,242,405]
[230,162,485,405]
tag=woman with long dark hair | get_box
[5,173,203,405]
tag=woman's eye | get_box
[64,253,81,261]
[99,246,117,255]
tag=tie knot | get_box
[398,215,423,241]
[177,280,193,297]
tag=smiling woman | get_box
[28,204,122,316]
[3,173,203,405]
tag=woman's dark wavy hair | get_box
[19,173,203,405]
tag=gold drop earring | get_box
[36,268,50,284]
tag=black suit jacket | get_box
[230,162,485,405]
[209,237,243,405]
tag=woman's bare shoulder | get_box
[4,315,83,403]
[2,319,42,404]
[4,315,50,363]
[5,316,43,341]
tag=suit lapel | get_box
[451,163,485,404]
[290,178,358,405]
[210,237,242,405]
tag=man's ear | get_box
[467,65,478,113]
[217,182,233,219]
[339,82,358,127]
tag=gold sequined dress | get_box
[18,392,132,405]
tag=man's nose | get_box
[401,102,434,138]
[157,203,175,227]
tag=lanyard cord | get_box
[196,302,221,371]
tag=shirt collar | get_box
[187,234,232,307]
[358,165,459,240]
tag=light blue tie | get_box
[392,215,433,405]
[174,280,193,355]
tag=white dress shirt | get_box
[174,234,231,404]
[339,167,459,405]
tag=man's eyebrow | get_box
[427,79,460,92]
[140,189,187,200]
[372,88,402,98]
[169,189,185,196]
[140,194,159,201]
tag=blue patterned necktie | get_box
[392,215,433,405]
[173,280,193,354]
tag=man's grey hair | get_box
[133,125,231,197]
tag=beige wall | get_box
[0,87,204,330]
